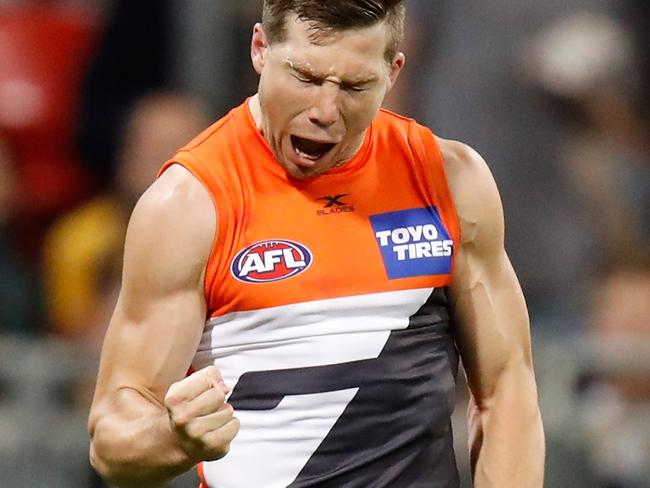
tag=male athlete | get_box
[88,1,545,487]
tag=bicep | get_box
[92,167,216,406]
[96,282,206,404]
[444,140,533,403]
[451,247,532,403]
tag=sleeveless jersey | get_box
[160,100,461,488]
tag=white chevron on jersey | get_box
[204,388,359,488]
[193,287,435,488]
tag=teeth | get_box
[291,135,334,161]
[294,146,320,160]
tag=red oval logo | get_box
[231,240,313,283]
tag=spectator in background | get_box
[76,0,249,181]
[76,0,174,181]
[0,137,42,336]
[578,260,650,487]
[525,11,650,267]
[0,1,100,259]
[404,0,614,325]
[44,92,207,348]
[525,15,650,484]
[625,0,650,135]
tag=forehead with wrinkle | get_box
[284,56,380,84]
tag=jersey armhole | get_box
[158,152,230,310]
[407,122,462,269]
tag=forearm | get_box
[468,366,545,488]
[89,388,195,488]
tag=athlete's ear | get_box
[251,23,269,75]
[385,52,406,93]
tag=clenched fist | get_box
[164,365,240,462]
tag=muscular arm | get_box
[88,165,237,487]
[441,139,545,487]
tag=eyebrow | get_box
[284,58,378,86]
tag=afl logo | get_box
[231,239,313,283]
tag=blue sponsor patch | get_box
[370,207,454,279]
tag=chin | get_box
[285,163,319,180]
[275,153,322,180]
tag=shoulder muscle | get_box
[120,164,216,313]
[438,137,504,256]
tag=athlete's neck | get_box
[248,94,264,133]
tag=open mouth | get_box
[291,135,336,161]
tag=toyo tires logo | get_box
[370,207,453,279]
[231,239,313,283]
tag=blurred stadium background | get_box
[0,0,648,486]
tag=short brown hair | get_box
[262,0,406,63]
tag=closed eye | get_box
[291,69,368,92]
[342,84,368,93]
[292,73,321,85]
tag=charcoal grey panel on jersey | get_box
[228,287,460,487]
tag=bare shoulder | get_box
[123,164,216,291]
[436,136,504,250]
[136,164,214,226]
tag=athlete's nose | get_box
[308,84,340,128]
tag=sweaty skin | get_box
[88,166,238,488]
[442,139,545,487]
[250,15,404,179]
[88,16,544,488]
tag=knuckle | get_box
[200,365,218,379]
[190,371,209,386]
[212,388,226,404]
[200,419,240,460]
[222,403,234,417]
[201,430,225,450]
[204,365,219,375]
[164,387,182,407]
[184,421,203,440]
[203,385,223,404]
[171,409,191,428]
[165,395,182,409]
[230,418,241,438]
[207,365,223,377]
[205,365,225,383]
[207,441,231,460]
[220,442,232,457]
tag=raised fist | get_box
[164,365,240,462]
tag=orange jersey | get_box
[160,100,461,488]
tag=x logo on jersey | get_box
[317,194,350,208]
